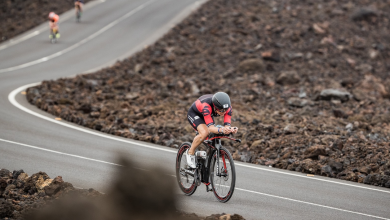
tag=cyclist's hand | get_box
[231,127,238,134]
[221,127,230,135]
[222,127,233,135]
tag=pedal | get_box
[185,169,195,176]
[204,183,212,192]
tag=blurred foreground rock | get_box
[1,157,245,220]
[0,168,99,219]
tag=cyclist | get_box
[75,0,84,15]
[48,12,60,38]
[186,92,238,168]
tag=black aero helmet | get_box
[212,92,231,110]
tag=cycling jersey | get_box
[187,94,232,130]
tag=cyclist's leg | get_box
[189,124,208,155]
[75,2,80,13]
[55,27,60,38]
[51,23,60,38]
[187,108,209,155]
[49,22,54,36]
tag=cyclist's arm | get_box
[201,104,224,134]
[223,107,232,126]
[201,104,234,134]
[224,107,238,134]
[209,124,230,135]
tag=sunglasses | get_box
[216,108,228,113]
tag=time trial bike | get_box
[176,128,240,203]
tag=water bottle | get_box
[196,151,207,159]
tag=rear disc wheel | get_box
[176,142,197,196]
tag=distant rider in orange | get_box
[48,12,60,39]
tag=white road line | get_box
[0,0,155,73]
[1,137,387,220]
[79,0,209,75]
[235,162,390,194]
[0,138,120,167]
[6,0,208,153]
[8,83,176,154]
[8,83,390,195]
[172,173,389,219]
[236,188,390,220]
[0,31,40,51]
[0,0,105,51]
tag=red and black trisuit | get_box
[187,94,232,130]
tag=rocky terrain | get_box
[0,0,91,42]
[0,156,245,220]
[0,168,101,219]
[25,0,390,188]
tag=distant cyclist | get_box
[186,92,238,168]
[75,0,84,16]
[48,12,60,39]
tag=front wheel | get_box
[50,34,56,44]
[210,147,236,202]
[176,142,197,196]
[76,11,81,22]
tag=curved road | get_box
[1,1,389,219]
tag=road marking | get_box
[8,83,177,154]
[234,163,390,194]
[0,0,105,51]
[236,188,390,220]
[172,173,390,219]
[78,0,209,75]
[0,138,120,166]
[0,0,155,73]
[8,83,390,195]
[1,137,386,220]
[0,31,40,51]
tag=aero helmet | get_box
[212,92,231,111]
[48,12,55,19]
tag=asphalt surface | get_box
[1,0,390,219]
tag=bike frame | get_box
[176,131,240,203]
[198,134,240,186]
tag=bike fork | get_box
[216,139,221,176]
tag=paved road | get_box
[1,0,390,219]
